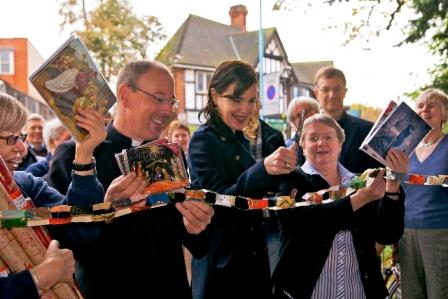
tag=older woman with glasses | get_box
[272,114,409,299]
[0,91,107,298]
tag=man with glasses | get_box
[47,60,213,299]
[313,66,381,174]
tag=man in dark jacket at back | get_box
[313,66,382,174]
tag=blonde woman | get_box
[399,88,448,299]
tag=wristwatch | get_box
[385,168,406,182]
[73,157,96,171]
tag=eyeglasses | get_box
[220,94,257,105]
[306,134,338,143]
[128,85,180,110]
[0,133,27,145]
[318,86,346,95]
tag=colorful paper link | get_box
[0,171,446,228]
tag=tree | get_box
[273,0,448,94]
[58,0,166,80]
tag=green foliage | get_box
[57,0,166,80]
[271,0,448,95]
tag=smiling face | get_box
[416,97,445,130]
[212,83,258,131]
[0,130,27,171]
[117,67,176,141]
[292,103,319,129]
[314,76,347,120]
[301,121,343,171]
[26,119,44,147]
[171,128,190,152]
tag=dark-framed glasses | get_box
[0,133,27,145]
[128,85,180,110]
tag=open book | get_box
[29,35,116,142]
[359,100,431,165]
[115,138,190,196]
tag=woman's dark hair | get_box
[199,60,257,123]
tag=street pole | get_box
[258,0,265,119]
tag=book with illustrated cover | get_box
[115,138,190,196]
[29,35,116,142]
[363,99,398,143]
[359,101,431,165]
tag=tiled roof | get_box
[291,61,334,85]
[156,14,277,68]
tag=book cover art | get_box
[362,100,398,146]
[29,35,116,142]
[360,101,431,165]
[117,139,190,195]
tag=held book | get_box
[115,138,190,196]
[29,35,116,142]
[359,100,431,165]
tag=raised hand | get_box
[350,169,386,211]
[386,148,409,174]
[74,107,107,164]
[264,146,298,175]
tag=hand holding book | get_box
[359,100,431,165]
[115,138,190,197]
[29,35,116,142]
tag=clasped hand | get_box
[104,173,214,235]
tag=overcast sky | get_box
[1,0,437,108]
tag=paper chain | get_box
[406,174,448,187]
[0,187,350,228]
[0,172,446,228]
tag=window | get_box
[185,82,195,109]
[0,49,14,74]
[196,71,211,93]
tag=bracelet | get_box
[385,192,400,196]
[385,168,406,182]
[73,156,96,171]
[30,268,49,292]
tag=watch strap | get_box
[73,157,96,171]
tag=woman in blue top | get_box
[0,91,120,299]
[399,88,448,299]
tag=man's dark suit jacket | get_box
[337,111,382,174]
[17,145,47,171]
[48,124,208,299]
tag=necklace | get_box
[419,135,441,148]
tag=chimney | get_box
[229,4,248,32]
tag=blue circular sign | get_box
[266,85,276,100]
